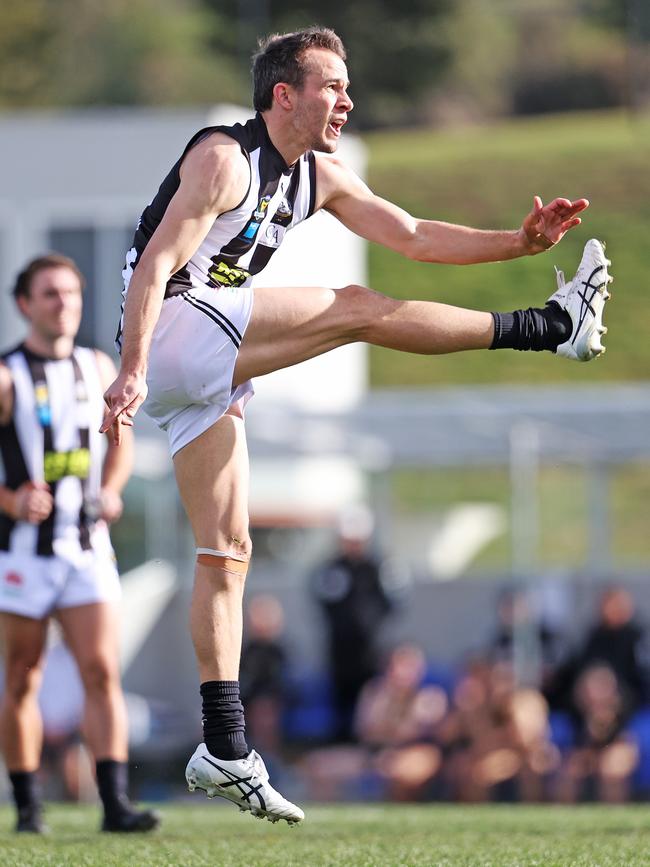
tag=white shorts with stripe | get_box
[143,283,255,456]
[0,531,121,620]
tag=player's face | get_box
[291,48,353,153]
[20,266,83,341]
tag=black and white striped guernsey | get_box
[117,113,317,349]
[0,345,106,557]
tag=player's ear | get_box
[273,82,294,111]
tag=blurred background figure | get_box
[311,505,399,743]
[488,587,566,690]
[355,643,447,801]
[547,586,647,802]
[441,657,559,803]
[555,663,640,803]
[0,255,158,833]
[240,593,288,756]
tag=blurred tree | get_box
[203,0,455,129]
[0,0,247,108]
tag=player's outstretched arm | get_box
[317,155,588,264]
[101,136,249,443]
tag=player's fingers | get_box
[533,195,543,213]
[100,403,124,434]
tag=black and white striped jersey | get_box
[0,345,107,557]
[117,113,316,347]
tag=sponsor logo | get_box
[207,259,250,289]
[43,447,91,483]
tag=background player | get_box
[0,254,159,833]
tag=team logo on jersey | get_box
[34,381,51,426]
[264,224,285,248]
[241,195,272,241]
[207,258,251,289]
[3,572,24,597]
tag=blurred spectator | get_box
[440,657,560,802]
[547,586,649,722]
[488,587,565,689]
[554,663,640,803]
[311,505,401,742]
[548,587,647,802]
[355,643,447,800]
[240,594,288,754]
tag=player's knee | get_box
[4,659,43,703]
[196,532,252,580]
[335,283,390,341]
[79,655,118,695]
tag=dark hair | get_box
[12,253,85,300]
[252,27,346,112]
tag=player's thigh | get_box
[56,602,121,684]
[234,283,383,383]
[172,409,250,556]
[0,613,48,686]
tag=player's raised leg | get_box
[234,239,612,384]
[174,409,303,825]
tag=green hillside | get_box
[363,110,650,385]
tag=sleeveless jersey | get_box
[117,112,316,349]
[0,345,107,557]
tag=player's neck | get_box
[261,112,305,167]
[24,331,74,360]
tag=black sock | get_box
[96,759,129,816]
[490,303,572,352]
[200,680,248,760]
[9,771,41,813]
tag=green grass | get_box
[4,803,650,866]
[363,110,650,386]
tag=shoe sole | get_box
[187,773,303,826]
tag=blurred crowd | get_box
[5,516,650,808]
[239,521,650,805]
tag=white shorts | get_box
[0,546,121,620]
[144,285,255,456]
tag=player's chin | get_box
[313,138,338,154]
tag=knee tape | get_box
[196,547,248,575]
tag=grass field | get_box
[364,109,650,387]
[2,802,650,866]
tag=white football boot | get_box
[186,743,304,825]
[547,238,613,361]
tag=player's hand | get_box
[519,196,590,254]
[100,370,148,445]
[98,487,124,523]
[10,481,53,524]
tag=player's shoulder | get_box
[181,131,250,208]
[0,357,14,425]
[184,131,249,177]
[313,152,365,208]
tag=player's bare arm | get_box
[316,155,589,263]
[101,134,251,442]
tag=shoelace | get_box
[554,265,566,292]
